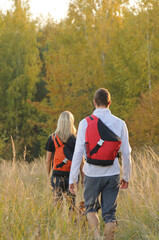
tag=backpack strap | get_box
[89,115,94,120]
[90,139,104,156]
[56,157,69,168]
[86,115,97,123]
[52,133,63,148]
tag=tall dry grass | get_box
[0,147,159,239]
[116,147,159,240]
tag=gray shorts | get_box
[84,174,120,223]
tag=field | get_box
[0,147,159,240]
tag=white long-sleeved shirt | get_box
[69,108,131,184]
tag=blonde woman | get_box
[45,111,77,204]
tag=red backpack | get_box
[85,115,121,166]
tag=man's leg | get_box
[101,175,120,240]
[84,175,102,239]
[104,222,116,240]
[87,212,100,239]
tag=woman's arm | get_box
[46,151,53,176]
[45,134,55,176]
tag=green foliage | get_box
[36,0,159,143]
[0,126,8,156]
[0,0,44,160]
[128,85,159,146]
[0,0,159,159]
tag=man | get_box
[69,88,131,240]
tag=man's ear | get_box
[93,99,97,107]
[108,100,111,107]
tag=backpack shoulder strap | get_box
[86,115,98,123]
[52,133,63,148]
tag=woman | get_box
[45,111,77,205]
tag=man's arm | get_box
[69,119,86,194]
[120,121,132,189]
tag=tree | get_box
[37,0,130,130]
[128,84,159,146]
[0,0,42,160]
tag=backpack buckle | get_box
[97,139,104,146]
[63,158,68,164]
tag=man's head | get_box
[94,88,111,108]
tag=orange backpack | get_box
[52,134,72,177]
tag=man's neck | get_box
[95,106,109,109]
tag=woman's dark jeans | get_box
[51,174,75,208]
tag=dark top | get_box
[45,134,76,154]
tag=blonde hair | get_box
[55,111,76,143]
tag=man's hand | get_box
[69,183,76,195]
[120,178,129,189]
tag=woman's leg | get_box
[51,175,63,203]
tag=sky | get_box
[0,0,70,21]
[0,0,138,22]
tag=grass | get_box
[0,147,159,239]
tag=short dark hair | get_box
[94,88,111,107]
